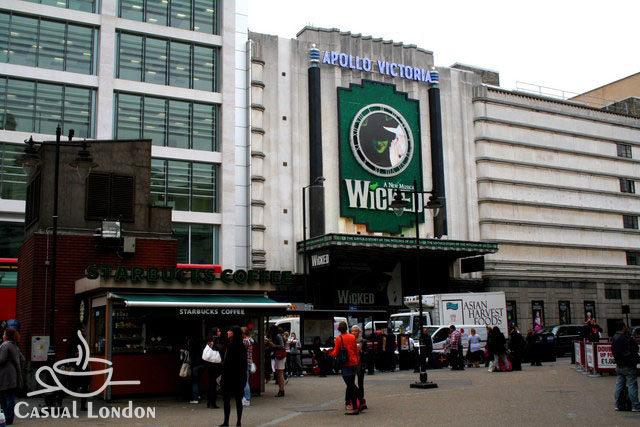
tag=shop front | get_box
[75,265,292,399]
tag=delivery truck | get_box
[389,291,508,337]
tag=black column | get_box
[428,84,447,238]
[308,65,325,238]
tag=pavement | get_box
[12,358,640,426]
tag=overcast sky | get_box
[247,0,638,98]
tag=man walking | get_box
[351,325,367,410]
[611,321,640,412]
[448,325,463,370]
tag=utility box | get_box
[123,236,136,253]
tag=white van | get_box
[425,325,487,357]
[269,316,347,344]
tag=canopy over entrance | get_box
[109,293,292,310]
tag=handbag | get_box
[202,343,222,364]
[250,362,257,374]
[179,349,191,377]
[274,349,286,360]
[335,336,349,368]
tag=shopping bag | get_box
[203,344,222,363]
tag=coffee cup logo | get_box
[28,330,140,398]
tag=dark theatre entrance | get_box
[299,234,498,312]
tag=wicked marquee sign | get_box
[338,80,424,233]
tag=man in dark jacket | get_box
[611,322,640,412]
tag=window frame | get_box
[616,143,632,159]
[623,215,639,230]
[118,0,219,34]
[151,158,219,213]
[627,252,640,266]
[620,178,636,194]
[172,222,219,264]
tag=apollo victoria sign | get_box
[322,50,434,84]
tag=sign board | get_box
[338,80,424,233]
[595,343,616,371]
[574,341,582,367]
[442,299,464,324]
[310,251,330,269]
[31,336,50,362]
[585,343,594,369]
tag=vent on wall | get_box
[86,173,135,222]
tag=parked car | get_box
[542,325,582,356]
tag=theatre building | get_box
[248,27,640,334]
[16,138,289,397]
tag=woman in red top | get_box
[328,322,360,415]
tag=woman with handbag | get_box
[219,326,247,427]
[204,327,224,408]
[266,325,286,397]
[0,328,23,426]
[326,322,360,415]
[241,327,254,406]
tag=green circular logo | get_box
[350,104,414,177]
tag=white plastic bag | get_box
[202,343,222,363]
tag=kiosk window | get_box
[91,306,106,354]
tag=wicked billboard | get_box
[338,80,424,233]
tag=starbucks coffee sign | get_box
[338,80,424,233]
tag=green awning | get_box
[109,293,291,309]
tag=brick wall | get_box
[17,232,176,359]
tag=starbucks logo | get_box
[350,104,414,177]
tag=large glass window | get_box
[0,143,27,200]
[28,0,97,13]
[7,79,36,132]
[118,33,143,81]
[151,158,218,213]
[1,12,96,74]
[0,221,24,258]
[117,31,217,91]
[172,223,218,264]
[35,83,64,134]
[115,93,142,140]
[119,0,219,34]
[114,93,218,151]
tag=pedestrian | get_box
[490,326,510,372]
[526,328,542,366]
[484,325,493,368]
[508,325,525,371]
[283,331,290,380]
[219,326,248,427]
[327,322,360,415]
[241,327,254,407]
[288,332,303,377]
[312,336,327,377]
[383,327,395,372]
[611,321,640,412]
[447,325,463,370]
[205,327,224,408]
[0,327,23,426]
[588,319,602,343]
[351,325,367,411]
[67,327,91,410]
[467,328,483,368]
[266,325,286,397]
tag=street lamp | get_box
[389,178,440,389]
[302,176,325,309]
[16,125,98,367]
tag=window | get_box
[627,252,640,266]
[623,215,639,230]
[617,143,632,159]
[25,172,41,228]
[629,289,640,300]
[119,0,219,34]
[0,221,24,258]
[605,288,622,300]
[620,178,636,194]
[0,77,95,137]
[0,12,97,74]
[116,31,218,91]
[172,223,219,264]
[151,159,218,213]
[86,173,135,222]
[0,143,27,200]
[26,0,97,13]
[114,93,218,151]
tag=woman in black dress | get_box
[220,325,247,427]
[206,327,224,408]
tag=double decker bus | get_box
[0,258,18,320]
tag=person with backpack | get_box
[326,322,360,415]
[611,321,640,412]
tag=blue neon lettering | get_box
[339,53,348,67]
[377,60,386,74]
[322,50,331,64]
[413,67,421,81]
[330,51,338,64]
[363,58,372,71]
[390,63,398,77]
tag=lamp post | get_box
[17,125,97,365]
[302,176,325,309]
[389,178,440,389]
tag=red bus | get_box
[0,258,18,320]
